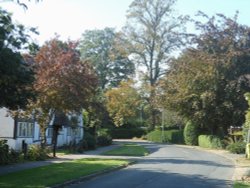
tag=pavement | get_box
[175,144,250,181]
[0,139,249,183]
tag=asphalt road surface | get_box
[67,143,234,188]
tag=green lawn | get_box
[102,144,149,156]
[0,158,130,188]
[234,181,250,188]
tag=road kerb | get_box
[51,160,136,188]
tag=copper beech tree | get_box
[30,38,98,148]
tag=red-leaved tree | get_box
[30,38,98,150]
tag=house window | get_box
[76,127,81,137]
[67,127,81,137]
[67,127,72,136]
[17,122,34,137]
[47,128,53,138]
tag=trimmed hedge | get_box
[111,128,145,139]
[198,135,222,149]
[184,120,198,146]
[246,143,250,158]
[147,130,184,144]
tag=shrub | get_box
[111,128,145,139]
[226,142,246,154]
[0,140,23,164]
[147,130,184,144]
[184,120,198,145]
[97,135,112,146]
[97,129,112,146]
[79,132,96,150]
[27,145,49,161]
[0,140,10,164]
[198,135,222,149]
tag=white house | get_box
[0,108,84,151]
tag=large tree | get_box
[123,0,187,129]
[30,38,98,148]
[105,80,141,127]
[162,13,250,135]
[0,8,36,110]
[79,27,135,90]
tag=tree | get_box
[162,13,250,135]
[0,8,36,110]
[123,0,187,129]
[79,27,135,90]
[30,38,98,150]
[0,0,41,9]
[105,80,141,127]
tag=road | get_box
[67,143,234,188]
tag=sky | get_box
[1,0,250,45]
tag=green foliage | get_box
[0,140,21,164]
[162,13,250,135]
[146,130,184,144]
[97,129,112,146]
[0,140,10,164]
[246,143,250,159]
[79,132,96,150]
[26,145,49,161]
[111,127,145,139]
[198,135,222,149]
[79,27,134,89]
[184,121,199,145]
[226,142,246,154]
[0,8,35,110]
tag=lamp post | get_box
[161,108,165,143]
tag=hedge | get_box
[198,135,222,149]
[246,143,250,158]
[147,130,184,144]
[111,128,145,139]
[184,120,198,146]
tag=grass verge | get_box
[0,158,130,188]
[234,181,250,188]
[102,144,149,156]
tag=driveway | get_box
[66,143,234,188]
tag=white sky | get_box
[1,0,250,45]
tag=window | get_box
[17,122,34,137]
[67,127,72,136]
[67,127,82,137]
[47,128,53,138]
[76,127,81,137]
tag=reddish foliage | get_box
[34,38,98,112]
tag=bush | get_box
[27,145,49,161]
[0,139,10,164]
[97,129,112,146]
[184,120,199,146]
[198,135,222,149]
[147,130,184,144]
[226,142,246,154]
[0,140,22,164]
[111,128,145,139]
[80,132,96,150]
[97,135,112,146]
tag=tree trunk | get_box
[52,126,59,157]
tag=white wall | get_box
[0,108,14,138]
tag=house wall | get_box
[0,108,14,138]
[0,108,84,151]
